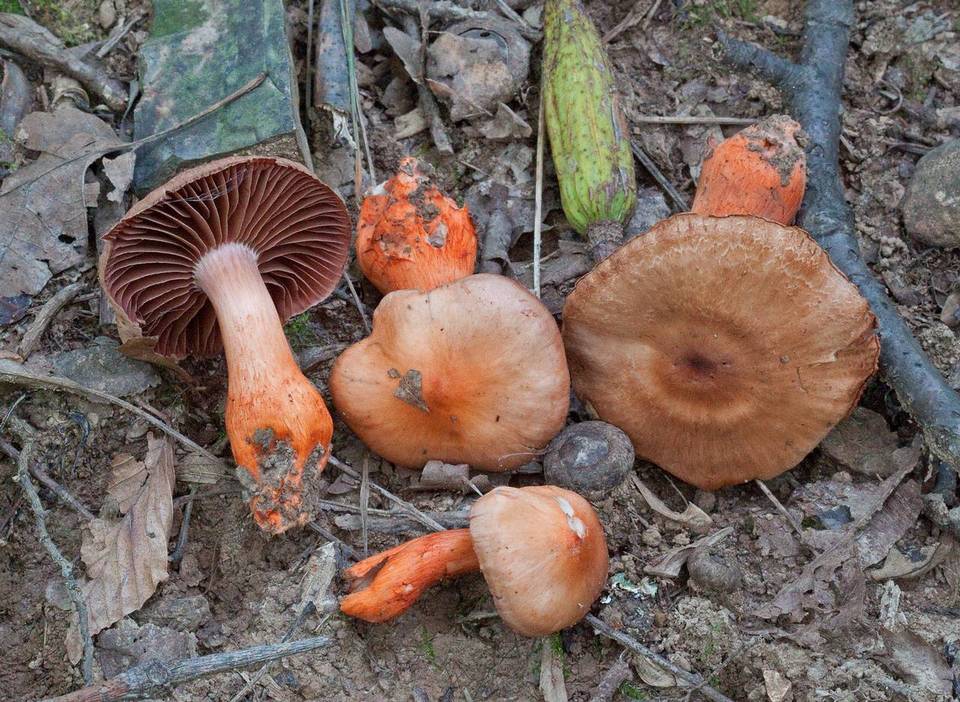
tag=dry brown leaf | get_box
[632,475,712,532]
[177,450,230,485]
[644,526,733,578]
[856,479,922,567]
[763,669,793,702]
[414,460,471,492]
[869,540,955,581]
[879,628,953,696]
[104,452,149,514]
[1,105,121,298]
[65,434,176,663]
[633,654,680,688]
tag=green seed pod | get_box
[543,0,637,261]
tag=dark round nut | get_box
[543,421,635,497]
[686,548,742,593]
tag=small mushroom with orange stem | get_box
[691,115,807,226]
[562,214,880,490]
[100,156,352,533]
[356,157,477,293]
[341,485,608,636]
[329,273,569,471]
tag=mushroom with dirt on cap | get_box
[340,485,609,636]
[99,156,352,533]
[329,273,570,471]
[356,157,477,294]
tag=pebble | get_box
[98,0,117,29]
[641,525,663,547]
[902,138,960,248]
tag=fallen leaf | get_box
[414,460,471,492]
[102,151,135,203]
[820,408,908,477]
[300,543,337,611]
[176,450,230,485]
[1,105,121,298]
[394,107,428,139]
[879,628,953,696]
[65,434,176,663]
[868,540,955,581]
[104,453,149,514]
[763,669,793,702]
[856,479,922,567]
[479,103,532,141]
[539,638,568,702]
[382,27,422,84]
[633,654,680,688]
[632,475,712,532]
[645,526,733,578]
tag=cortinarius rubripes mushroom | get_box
[100,156,351,533]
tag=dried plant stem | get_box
[15,440,94,684]
[341,270,371,334]
[720,0,960,471]
[18,282,84,360]
[48,635,332,702]
[631,114,756,126]
[584,614,734,702]
[754,479,806,543]
[630,140,689,212]
[307,520,360,561]
[533,90,545,298]
[328,455,445,531]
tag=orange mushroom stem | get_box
[691,114,807,225]
[356,157,477,294]
[194,244,333,533]
[341,529,479,623]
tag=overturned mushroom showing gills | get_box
[357,157,477,294]
[562,213,879,490]
[341,485,608,636]
[330,274,569,470]
[691,115,806,226]
[100,156,352,533]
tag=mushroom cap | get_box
[100,156,352,359]
[330,274,570,471]
[357,157,477,294]
[469,485,608,636]
[562,214,879,490]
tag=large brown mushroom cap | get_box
[469,485,608,637]
[330,274,570,471]
[100,156,351,359]
[563,214,879,490]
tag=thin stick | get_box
[307,520,360,561]
[630,114,756,126]
[18,282,84,360]
[16,440,94,684]
[339,0,376,186]
[1,439,95,520]
[584,614,734,702]
[341,270,371,334]
[533,90,545,298]
[305,0,315,118]
[47,635,332,702]
[493,0,542,40]
[0,359,218,462]
[328,455,445,531]
[360,458,370,556]
[754,479,806,543]
[168,484,198,564]
[3,73,267,198]
[630,140,689,212]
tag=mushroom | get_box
[562,213,879,489]
[691,115,807,226]
[100,156,352,533]
[340,485,608,636]
[356,157,477,294]
[543,421,635,498]
[329,274,569,471]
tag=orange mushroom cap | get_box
[100,157,352,533]
[691,115,807,226]
[562,214,879,490]
[330,274,570,471]
[340,485,608,636]
[357,157,477,293]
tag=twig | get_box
[95,9,146,59]
[47,635,332,702]
[719,2,960,468]
[341,270,371,334]
[533,90,545,298]
[754,479,806,543]
[18,282,84,360]
[630,140,689,212]
[401,15,452,155]
[0,359,218,462]
[493,0,542,40]
[15,440,94,684]
[682,637,760,702]
[584,614,734,702]
[307,520,360,561]
[1,438,95,520]
[305,0,315,118]
[0,13,127,111]
[328,455,445,531]
[3,73,267,198]
[589,656,632,702]
[172,485,244,508]
[374,0,485,22]
[169,484,198,563]
[360,458,370,556]
[630,114,756,126]
[325,507,470,535]
[603,0,658,43]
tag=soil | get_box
[1,1,959,701]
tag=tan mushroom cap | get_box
[101,156,351,359]
[330,274,570,471]
[562,214,879,490]
[469,485,609,637]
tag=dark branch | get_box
[721,0,960,468]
